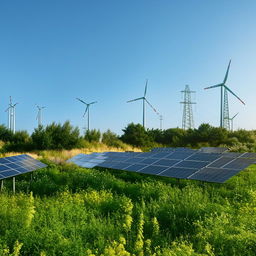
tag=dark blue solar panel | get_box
[223,158,256,170]
[138,165,168,175]
[5,163,21,169]
[140,158,159,164]
[0,165,10,172]
[175,160,209,169]
[110,162,132,170]
[207,157,233,168]
[68,148,256,183]
[152,159,180,167]
[159,167,198,179]
[1,170,20,178]
[240,153,256,159]
[166,152,194,160]
[0,158,11,164]
[187,153,221,162]
[189,167,241,183]
[123,163,147,172]
[0,154,47,180]
[123,157,145,164]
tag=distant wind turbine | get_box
[76,98,97,131]
[204,60,245,128]
[225,112,238,131]
[127,80,160,128]
[36,105,45,127]
[5,96,18,133]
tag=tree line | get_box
[0,121,255,152]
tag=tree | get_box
[121,123,153,147]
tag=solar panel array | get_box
[67,147,256,183]
[0,154,47,180]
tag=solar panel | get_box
[240,152,256,159]
[187,153,221,162]
[175,160,209,169]
[0,154,47,180]
[166,152,194,160]
[159,167,198,179]
[207,157,234,168]
[223,158,256,170]
[189,167,241,183]
[200,147,229,153]
[138,165,169,175]
[67,148,256,183]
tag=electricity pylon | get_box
[180,85,196,130]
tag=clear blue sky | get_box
[0,0,256,135]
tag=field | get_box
[1,151,256,256]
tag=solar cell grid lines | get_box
[0,154,47,180]
[67,147,256,183]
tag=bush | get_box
[31,121,82,150]
[84,129,101,143]
[120,123,154,147]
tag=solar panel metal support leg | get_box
[13,177,15,194]
[1,180,3,191]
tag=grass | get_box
[0,152,256,255]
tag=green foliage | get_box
[121,123,154,148]
[1,160,256,255]
[84,129,101,143]
[31,121,82,150]
[102,129,128,149]
[0,125,13,142]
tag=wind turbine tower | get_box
[180,85,196,130]
[36,105,45,127]
[5,96,18,133]
[76,98,97,131]
[204,60,245,129]
[127,80,160,128]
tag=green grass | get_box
[0,159,256,255]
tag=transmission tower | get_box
[180,85,196,130]
[223,88,230,130]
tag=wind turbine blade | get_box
[89,101,97,105]
[127,97,144,103]
[223,59,231,84]
[144,79,148,97]
[145,99,160,115]
[5,107,10,112]
[224,85,245,105]
[76,98,87,105]
[232,112,239,120]
[13,103,18,107]
[204,83,223,90]
[83,106,89,117]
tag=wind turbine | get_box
[225,112,238,131]
[5,96,18,133]
[159,115,163,130]
[36,105,45,127]
[76,98,97,131]
[204,60,245,128]
[127,80,160,128]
